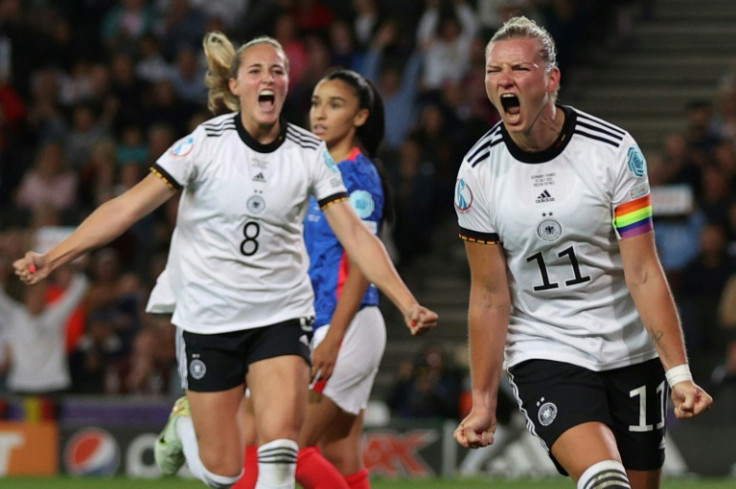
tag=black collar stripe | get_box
[234,114,288,154]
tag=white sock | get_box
[255,439,298,489]
[577,460,631,489]
[176,415,206,481]
[176,416,242,488]
[201,465,242,489]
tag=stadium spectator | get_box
[66,101,112,171]
[25,68,69,146]
[108,50,151,133]
[157,0,208,61]
[351,0,379,50]
[0,266,88,396]
[387,343,463,419]
[684,99,724,168]
[361,20,422,156]
[416,0,478,96]
[328,19,364,72]
[677,222,736,359]
[273,12,309,91]
[726,199,736,258]
[124,319,177,396]
[15,141,78,213]
[100,0,159,55]
[390,134,436,267]
[711,273,736,386]
[68,309,126,394]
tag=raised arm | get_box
[14,173,176,284]
[322,200,437,334]
[619,232,713,418]
[454,240,510,449]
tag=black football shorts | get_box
[179,317,313,392]
[508,358,666,474]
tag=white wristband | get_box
[665,364,692,388]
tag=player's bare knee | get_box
[577,460,631,489]
[199,447,242,478]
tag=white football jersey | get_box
[147,113,347,333]
[455,106,659,371]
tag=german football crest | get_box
[537,218,562,242]
[190,359,206,380]
[537,400,558,427]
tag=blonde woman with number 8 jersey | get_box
[13,32,437,489]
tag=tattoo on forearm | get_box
[650,330,664,344]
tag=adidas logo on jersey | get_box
[536,189,555,203]
[252,172,266,183]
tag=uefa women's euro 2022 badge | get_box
[454,178,473,213]
[627,146,647,178]
[169,136,195,157]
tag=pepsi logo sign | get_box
[64,427,120,476]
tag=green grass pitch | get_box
[0,477,732,488]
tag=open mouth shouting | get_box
[500,93,521,123]
[258,90,276,112]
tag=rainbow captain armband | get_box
[665,364,693,388]
[614,195,653,238]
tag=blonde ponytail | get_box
[203,31,239,113]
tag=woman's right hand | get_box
[14,251,51,285]
[405,304,438,336]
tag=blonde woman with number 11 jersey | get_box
[453,16,712,489]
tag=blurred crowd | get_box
[646,94,736,390]
[2,0,721,411]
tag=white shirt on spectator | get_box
[417,1,478,90]
[0,274,89,393]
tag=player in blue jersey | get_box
[300,68,393,489]
[236,69,394,489]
